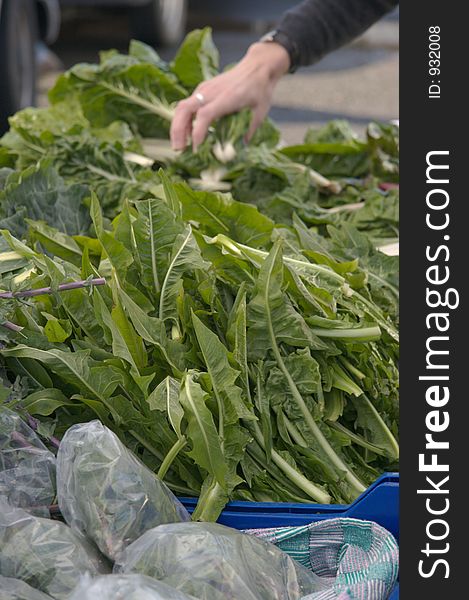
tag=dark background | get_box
[400,2,464,596]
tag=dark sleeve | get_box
[278,0,398,68]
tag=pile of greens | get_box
[0,29,399,246]
[0,28,399,520]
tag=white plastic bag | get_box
[0,408,56,516]
[114,522,327,600]
[57,421,190,561]
[0,501,108,599]
[0,576,53,600]
[69,574,196,600]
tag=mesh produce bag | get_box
[246,518,399,600]
[0,501,109,600]
[69,574,197,600]
[114,521,327,600]
[0,576,54,600]
[0,408,56,516]
[56,421,190,561]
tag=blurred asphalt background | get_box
[38,1,398,144]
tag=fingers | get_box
[191,103,223,150]
[170,74,269,150]
[170,95,201,150]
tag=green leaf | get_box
[111,274,147,371]
[159,168,181,217]
[1,345,121,406]
[116,284,184,375]
[159,226,206,323]
[3,357,53,389]
[247,241,314,360]
[266,348,322,417]
[129,39,168,69]
[132,197,184,295]
[90,192,133,279]
[280,144,369,178]
[192,312,254,423]
[43,315,73,343]
[175,183,274,248]
[50,54,186,137]
[93,289,143,372]
[0,237,30,275]
[351,394,399,460]
[22,388,74,415]
[323,389,345,422]
[33,254,106,346]
[247,243,365,498]
[172,28,219,89]
[27,220,83,265]
[226,284,252,404]
[147,376,184,439]
[195,231,256,287]
[0,165,91,239]
[179,371,228,488]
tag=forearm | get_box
[278,0,398,68]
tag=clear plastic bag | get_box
[0,501,109,600]
[0,576,54,600]
[56,421,190,561]
[69,574,197,600]
[0,408,56,517]
[114,522,327,600]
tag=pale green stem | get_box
[310,325,381,341]
[157,436,187,480]
[251,422,331,504]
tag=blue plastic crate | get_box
[180,472,399,598]
[180,472,399,540]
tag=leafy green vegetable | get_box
[172,28,219,89]
[49,50,186,137]
[0,29,399,517]
[0,165,90,239]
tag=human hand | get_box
[170,42,290,151]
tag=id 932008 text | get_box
[428,26,441,99]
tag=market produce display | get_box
[0,29,399,523]
[114,521,326,599]
[0,501,108,599]
[57,420,190,561]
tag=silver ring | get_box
[194,92,205,106]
